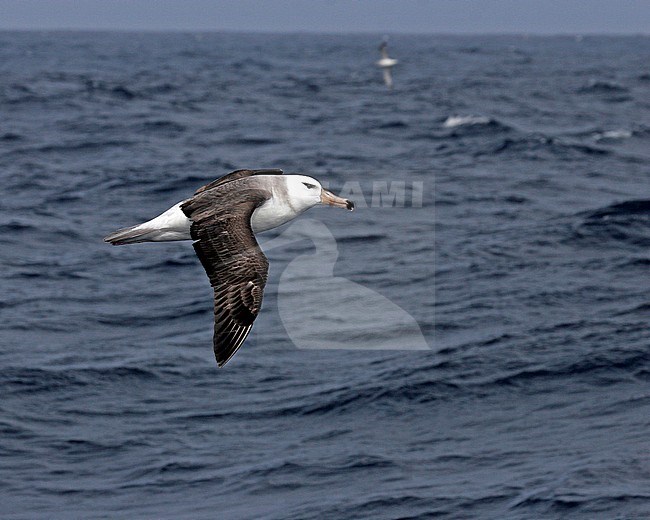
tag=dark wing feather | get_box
[194,168,283,195]
[181,184,271,367]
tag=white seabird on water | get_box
[377,40,398,89]
[104,169,354,367]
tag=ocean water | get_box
[1,31,649,519]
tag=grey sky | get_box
[0,0,648,34]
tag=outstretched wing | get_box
[382,68,393,89]
[379,41,389,59]
[194,168,283,195]
[181,184,271,367]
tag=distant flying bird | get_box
[104,169,354,367]
[377,40,398,89]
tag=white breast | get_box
[251,196,300,233]
[377,58,397,68]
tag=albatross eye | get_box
[302,182,317,189]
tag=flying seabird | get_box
[104,169,354,367]
[377,40,398,89]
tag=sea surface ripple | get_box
[1,32,649,519]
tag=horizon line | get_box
[1,27,649,37]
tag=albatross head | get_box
[286,175,355,213]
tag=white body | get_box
[377,57,397,68]
[116,175,324,243]
[132,202,191,241]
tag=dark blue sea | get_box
[1,31,649,519]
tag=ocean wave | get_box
[0,368,85,395]
[584,199,650,219]
[0,220,35,233]
[171,375,457,421]
[7,139,136,155]
[613,302,650,316]
[139,120,187,134]
[131,255,197,270]
[141,173,211,194]
[336,232,387,244]
[271,75,322,98]
[375,120,409,129]
[457,46,483,54]
[593,129,633,141]
[510,491,650,514]
[122,459,214,484]
[0,132,23,141]
[0,219,82,242]
[220,136,284,146]
[577,79,630,94]
[443,115,492,128]
[617,257,650,268]
[3,367,175,411]
[140,82,179,95]
[2,83,44,104]
[230,58,272,71]
[3,78,142,105]
[0,366,159,394]
[489,348,649,388]
[489,135,609,158]
[53,438,129,456]
[291,377,460,416]
[573,199,650,247]
[84,80,137,100]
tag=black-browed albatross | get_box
[104,169,354,367]
[377,40,398,89]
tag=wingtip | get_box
[213,324,254,368]
[214,344,241,368]
[215,354,234,368]
[103,225,152,245]
[103,234,122,245]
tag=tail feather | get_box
[104,225,156,245]
[104,203,191,245]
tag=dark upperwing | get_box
[194,168,283,195]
